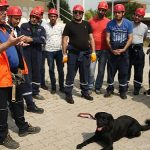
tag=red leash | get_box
[77,113,95,120]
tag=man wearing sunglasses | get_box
[128,8,148,95]
[62,4,96,104]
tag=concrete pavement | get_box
[0,52,150,150]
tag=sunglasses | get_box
[73,11,83,15]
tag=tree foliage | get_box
[125,2,143,20]
[84,2,143,21]
[47,0,72,23]
[47,1,143,22]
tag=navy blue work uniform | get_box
[21,22,46,96]
[0,26,29,142]
[6,25,37,109]
[128,22,148,92]
[106,18,133,93]
[128,44,145,90]
[63,20,92,97]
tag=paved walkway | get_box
[0,51,150,150]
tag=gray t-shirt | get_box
[132,21,148,44]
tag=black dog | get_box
[77,112,150,150]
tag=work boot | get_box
[133,88,140,95]
[81,94,93,101]
[19,124,41,137]
[0,134,20,149]
[104,91,114,98]
[41,84,48,90]
[50,89,56,94]
[95,89,101,95]
[144,89,150,96]
[66,95,74,104]
[32,94,45,100]
[120,92,127,99]
[27,105,44,114]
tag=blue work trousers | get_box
[107,53,129,93]
[88,50,108,90]
[65,52,90,96]
[41,50,64,90]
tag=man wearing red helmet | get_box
[7,6,44,114]
[20,8,46,100]
[88,1,110,95]
[41,8,65,94]
[62,4,95,104]
[34,6,49,90]
[0,1,41,149]
[128,8,148,95]
[105,4,133,99]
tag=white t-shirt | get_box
[132,21,148,44]
[43,22,65,52]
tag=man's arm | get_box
[118,33,133,54]
[89,33,95,53]
[62,36,69,55]
[106,32,112,52]
[0,31,24,53]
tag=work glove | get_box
[62,54,68,63]
[90,52,97,62]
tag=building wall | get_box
[8,0,49,23]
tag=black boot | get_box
[19,124,41,137]
[0,134,20,149]
[41,84,48,90]
[81,94,93,101]
[120,92,127,99]
[144,89,150,96]
[104,90,114,98]
[66,95,74,104]
[27,105,44,114]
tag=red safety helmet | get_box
[30,8,41,18]
[7,6,22,16]
[35,6,44,14]
[98,1,108,10]
[48,8,58,16]
[114,4,125,12]
[135,8,145,17]
[73,4,84,12]
[0,0,9,7]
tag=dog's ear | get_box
[95,112,100,120]
[109,114,114,129]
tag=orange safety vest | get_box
[0,51,13,87]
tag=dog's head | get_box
[95,112,114,132]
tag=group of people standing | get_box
[0,0,149,149]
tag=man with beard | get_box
[128,8,148,95]
[62,4,96,104]
[104,4,133,99]
[7,6,44,114]
[88,1,110,95]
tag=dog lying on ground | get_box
[77,112,150,150]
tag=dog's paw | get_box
[76,144,83,149]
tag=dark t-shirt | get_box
[63,20,92,51]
